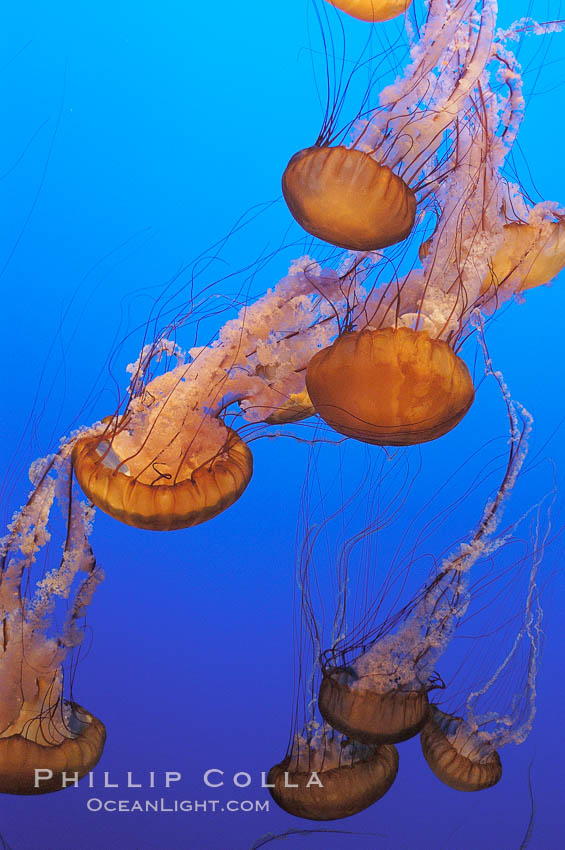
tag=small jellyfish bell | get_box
[318,665,430,744]
[324,0,413,23]
[72,261,354,528]
[283,0,503,253]
[420,564,540,795]
[305,326,475,446]
[267,722,399,820]
[72,418,253,532]
[421,216,565,304]
[264,388,316,425]
[421,473,547,794]
[0,443,105,793]
[0,702,106,795]
[282,146,417,252]
[72,333,255,531]
[420,706,502,792]
[481,218,565,295]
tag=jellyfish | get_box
[420,490,546,792]
[421,214,565,296]
[283,0,504,253]
[481,220,565,295]
[420,706,502,791]
[71,267,347,530]
[282,145,417,251]
[324,0,414,24]
[72,420,253,532]
[318,666,430,743]
[267,723,398,820]
[264,388,316,425]
[0,439,105,794]
[305,326,475,445]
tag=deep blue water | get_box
[0,2,564,848]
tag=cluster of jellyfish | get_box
[0,0,562,823]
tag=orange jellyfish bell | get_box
[282,146,416,251]
[0,703,105,795]
[324,0,414,22]
[420,706,502,792]
[265,388,315,425]
[482,220,565,294]
[268,743,399,820]
[306,326,475,446]
[319,667,429,744]
[72,424,253,531]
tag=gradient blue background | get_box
[0,2,564,848]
